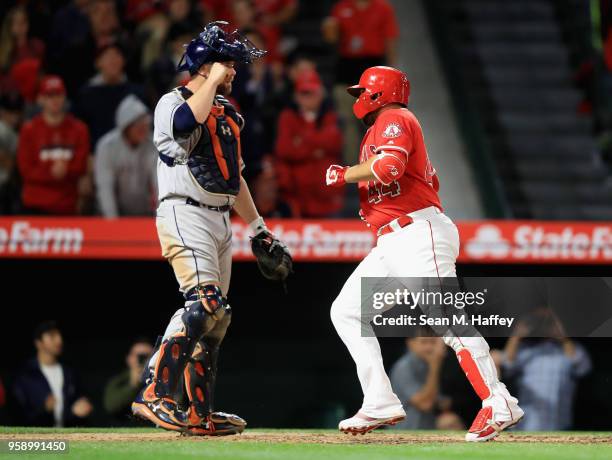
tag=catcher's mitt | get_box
[251,231,293,282]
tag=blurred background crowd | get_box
[0,0,403,219]
[1,0,608,221]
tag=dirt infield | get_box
[1,431,611,445]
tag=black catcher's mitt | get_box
[251,231,293,282]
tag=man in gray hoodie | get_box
[95,95,157,217]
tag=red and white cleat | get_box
[338,412,406,435]
[465,406,524,442]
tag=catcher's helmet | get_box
[347,66,410,119]
[177,21,266,75]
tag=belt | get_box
[162,197,232,212]
[186,197,232,212]
[376,206,442,237]
[377,215,414,237]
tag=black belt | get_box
[163,197,232,212]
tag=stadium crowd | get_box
[0,0,399,219]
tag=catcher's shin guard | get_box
[154,285,229,398]
[199,305,232,411]
[184,305,245,435]
[184,342,214,424]
[136,285,229,430]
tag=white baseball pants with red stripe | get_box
[330,206,520,421]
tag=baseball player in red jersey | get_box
[325,66,523,441]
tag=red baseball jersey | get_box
[17,114,90,214]
[358,108,442,230]
[331,0,399,58]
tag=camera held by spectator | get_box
[103,338,153,423]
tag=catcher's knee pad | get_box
[182,284,229,337]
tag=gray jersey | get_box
[153,89,238,207]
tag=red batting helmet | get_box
[347,66,410,119]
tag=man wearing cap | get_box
[17,75,90,215]
[275,69,344,217]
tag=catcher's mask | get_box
[178,21,267,75]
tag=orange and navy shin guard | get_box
[151,284,228,401]
[184,344,213,424]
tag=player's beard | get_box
[216,81,232,96]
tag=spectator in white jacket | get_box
[95,95,157,217]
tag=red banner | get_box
[0,217,610,264]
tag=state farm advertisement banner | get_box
[460,221,612,264]
[0,217,610,264]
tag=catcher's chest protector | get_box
[182,90,242,196]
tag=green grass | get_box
[1,427,611,460]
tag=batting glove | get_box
[326,165,349,187]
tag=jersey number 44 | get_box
[367,180,401,204]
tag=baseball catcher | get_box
[132,21,291,436]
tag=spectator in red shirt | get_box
[0,6,45,73]
[275,69,344,217]
[17,76,90,215]
[323,0,398,83]
[322,0,399,164]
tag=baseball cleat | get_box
[465,406,524,442]
[131,386,187,433]
[184,411,247,436]
[338,412,405,435]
